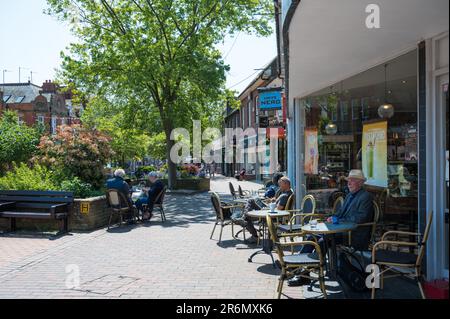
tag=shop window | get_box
[299,50,418,234]
[351,99,360,120]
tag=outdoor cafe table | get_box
[301,222,357,279]
[246,209,290,268]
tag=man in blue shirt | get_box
[135,172,165,221]
[288,169,374,286]
[264,172,283,198]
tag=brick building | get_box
[0,80,80,133]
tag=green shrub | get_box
[0,111,42,172]
[0,163,59,191]
[60,177,103,198]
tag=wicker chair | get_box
[267,214,327,299]
[371,211,433,299]
[143,186,167,222]
[210,192,244,243]
[106,189,137,229]
[278,194,317,234]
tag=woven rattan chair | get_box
[371,211,433,299]
[106,189,137,229]
[143,186,167,222]
[210,192,244,243]
[267,214,327,299]
[278,194,317,234]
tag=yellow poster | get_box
[304,128,319,175]
[362,121,388,187]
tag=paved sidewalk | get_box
[0,176,305,299]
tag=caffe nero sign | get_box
[259,90,282,110]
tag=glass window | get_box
[14,96,25,103]
[2,95,11,102]
[299,50,418,233]
[351,99,360,120]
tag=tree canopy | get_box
[46,0,274,188]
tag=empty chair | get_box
[210,192,244,243]
[371,211,433,299]
[267,214,327,299]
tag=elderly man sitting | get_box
[106,169,135,221]
[288,169,374,287]
[135,172,165,221]
[233,176,294,244]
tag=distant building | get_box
[0,80,81,132]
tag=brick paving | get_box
[0,175,421,299]
[0,176,306,299]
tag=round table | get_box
[246,209,290,267]
[301,222,357,279]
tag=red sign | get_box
[266,127,285,139]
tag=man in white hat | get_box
[288,169,374,287]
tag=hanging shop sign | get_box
[259,89,282,110]
[304,128,319,175]
[362,121,388,187]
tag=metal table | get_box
[301,222,357,279]
[246,209,290,267]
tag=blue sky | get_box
[0,0,277,95]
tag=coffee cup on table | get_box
[269,203,276,212]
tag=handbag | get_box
[337,249,368,292]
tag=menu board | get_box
[362,121,388,187]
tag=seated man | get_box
[135,172,165,221]
[264,172,284,199]
[288,169,374,286]
[106,169,134,219]
[232,176,294,244]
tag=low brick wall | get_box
[0,196,119,233]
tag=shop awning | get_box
[287,0,449,99]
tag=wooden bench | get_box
[0,190,74,233]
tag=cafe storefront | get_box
[282,0,449,280]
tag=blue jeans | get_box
[135,196,148,212]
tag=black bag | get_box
[337,250,368,292]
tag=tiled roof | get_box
[0,83,42,104]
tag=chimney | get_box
[42,80,57,93]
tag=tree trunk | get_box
[164,125,177,190]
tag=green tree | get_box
[0,110,42,173]
[81,96,151,166]
[46,0,273,189]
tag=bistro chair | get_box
[229,182,238,199]
[278,194,317,234]
[210,192,244,243]
[143,186,167,222]
[238,185,251,198]
[106,189,137,229]
[347,200,381,250]
[332,196,345,214]
[267,214,327,299]
[371,210,433,299]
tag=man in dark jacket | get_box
[288,169,374,286]
[106,169,133,207]
[136,172,165,221]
